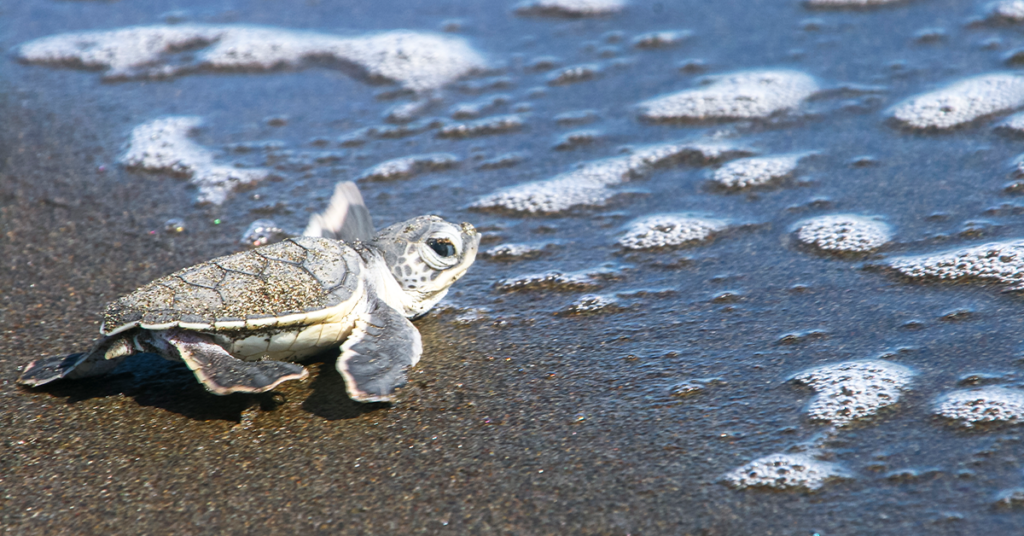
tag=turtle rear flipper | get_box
[337,301,422,403]
[161,330,308,395]
[18,336,134,387]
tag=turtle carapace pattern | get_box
[17,182,480,402]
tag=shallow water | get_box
[5,0,1024,533]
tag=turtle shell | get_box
[102,237,364,336]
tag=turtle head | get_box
[371,215,480,313]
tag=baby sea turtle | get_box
[17,182,480,402]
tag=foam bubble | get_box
[547,64,602,85]
[994,488,1024,509]
[369,118,444,139]
[554,109,600,125]
[481,243,549,260]
[164,218,186,234]
[631,30,691,49]
[436,114,525,138]
[384,99,434,124]
[495,270,606,292]
[995,111,1024,134]
[987,1,1024,23]
[557,294,621,315]
[791,360,914,427]
[119,116,268,205]
[638,70,818,122]
[526,56,562,72]
[356,153,460,182]
[18,25,487,91]
[513,0,626,17]
[449,94,510,119]
[795,215,890,253]
[553,129,603,150]
[888,240,1024,289]
[668,378,723,397]
[723,452,851,491]
[711,153,807,190]
[618,214,725,250]
[934,386,1024,427]
[471,140,752,214]
[890,74,1024,130]
[240,219,288,247]
[475,152,527,170]
[805,0,905,6]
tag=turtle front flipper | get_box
[160,330,308,395]
[18,335,135,387]
[337,301,422,403]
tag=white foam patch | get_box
[888,240,1024,289]
[791,360,914,427]
[436,114,525,138]
[890,74,1024,130]
[796,215,890,253]
[119,117,268,205]
[805,0,904,6]
[618,214,725,250]
[988,1,1024,23]
[995,111,1024,134]
[638,70,818,121]
[514,0,626,17]
[723,452,851,491]
[632,30,691,49]
[994,488,1024,509]
[934,387,1024,427]
[471,140,752,214]
[711,153,806,189]
[495,271,602,292]
[559,294,620,315]
[18,25,487,91]
[356,153,460,182]
[481,243,548,260]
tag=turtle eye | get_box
[427,238,456,257]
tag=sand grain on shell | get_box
[18,25,487,91]
[890,74,1024,130]
[119,117,268,205]
[638,70,818,122]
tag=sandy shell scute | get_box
[101,237,361,335]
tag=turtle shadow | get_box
[300,352,390,421]
[26,353,284,422]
